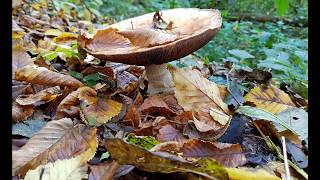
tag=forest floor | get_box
[12,1,308,179]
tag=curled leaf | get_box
[16,86,62,106]
[12,103,34,122]
[15,65,83,88]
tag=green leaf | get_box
[274,0,289,16]
[42,52,58,64]
[82,73,101,87]
[236,106,297,134]
[69,71,83,80]
[126,134,159,150]
[228,49,254,59]
[12,119,47,138]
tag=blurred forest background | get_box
[52,0,308,97]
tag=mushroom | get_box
[78,8,222,94]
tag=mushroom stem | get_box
[145,63,175,95]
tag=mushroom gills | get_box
[145,63,174,95]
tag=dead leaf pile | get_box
[11,2,307,180]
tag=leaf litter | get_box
[11,1,308,180]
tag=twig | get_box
[282,136,291,180]
[252,121,308,179]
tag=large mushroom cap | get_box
[78,8,222,66]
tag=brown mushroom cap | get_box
[78,8,222,66]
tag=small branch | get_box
[282,136,291,180]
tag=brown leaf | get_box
[139,95,177,118]
[12,118,98,177]
[117,28,180,48]
[173,68,230,114]
[80,94,123,126]
[244,85,296,114]
[15,65,84,88]
[157,124,187,143]
[12,84,33,100]
[16,86,62,106]
[55,87,95,119]
[180,139,246,167]
[105,138,229,180]
[12,45,34,79]
[88,161,119,180]
[230,69,272,84]
[12,103,34,122]
[123,106,141,128]
[117,71,139,94]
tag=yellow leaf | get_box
[44,29,63,37]
[80,95,123,126]
[244,85,295,114]
[226,167,281,180]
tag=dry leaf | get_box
[12,118,98,177]
[55,87,96,119]
[117,71,139,94]
[244,85,295,114]
[226,167,281,180]
[16,86,62,106]
[24,152,90,180]
[105,138,229,180]
[157,124,187,143]
[173,68,229,114]
[88,161,120,180]
[117,28,180,48]
[12,84,33,100]
[15,65,84,88]
[12,45,34,79]
[12,102,34,122]
[139,95,177,118]
[180,139,246,167]
[80,95,123,126]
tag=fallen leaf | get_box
[226,167,281,180]
[55,87,96,119]
[15,65,84,88]
[88,161,119,180]
[12,118,98,177]
[244,85,295,114]
[12,103,34,122]
[105,138,229,180]
[117,28,180,48]
[80,95,123,126]
[12,44,34,79]
[236,106,297,134]
[126,134,160,150]
[16,86,62,106]
[117,71,139,94]
[173,68,229,114]
[230,69,272,84]
[156,124,187,143]
[24,152,89,180]
[12,119,47,138]
[12,84,33,100]
[180,139,246,167]
[285,139,308,168]
[139,95,177,119]
[276,107,308,144]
